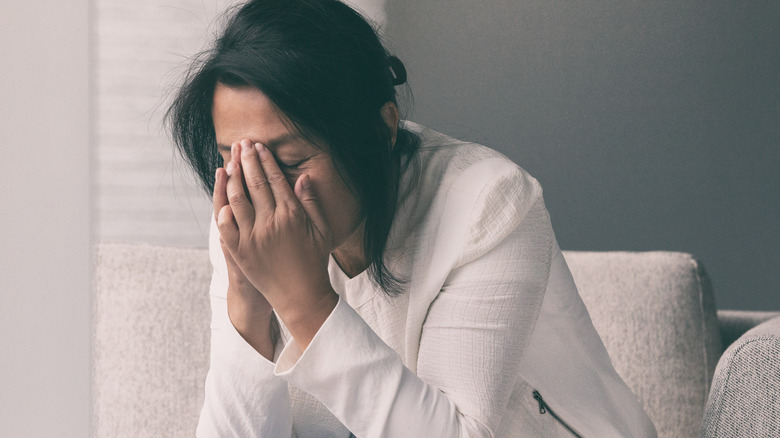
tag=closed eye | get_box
[278,159,306,171]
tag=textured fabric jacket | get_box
[197,122,657,437]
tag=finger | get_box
[256,142,297,207]
[219,235,240,270]
[213,167,229,219]
[294,173,330,237]
[225,143,255,231]
[238,139,275,220]
[216,204,240,250]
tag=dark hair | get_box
[166,0,418,295]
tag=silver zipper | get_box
[532,390,584,438]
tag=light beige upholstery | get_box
[564,251,721,438]
[93,242,779,438]
[701,316,780,438]
[93,243,211,437]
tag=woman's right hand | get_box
[214,147,277,361]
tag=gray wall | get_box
[0,1,92,436]
[385,1,779,311]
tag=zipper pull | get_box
[532,390,547,414]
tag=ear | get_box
[380,101,400,149]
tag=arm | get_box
[195,216,294,437]
[417,197,551,431]
[275,195,552,437]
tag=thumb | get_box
[219,235,239,269]
[216,204,240,251]
[294,173,330,237]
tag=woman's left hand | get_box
[214,139,339,349]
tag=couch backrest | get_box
[94,244,722,438]
[563,251,722,438]
[93,243,211,438]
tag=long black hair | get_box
[166,0,418,295]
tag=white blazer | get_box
[197,122,657,437]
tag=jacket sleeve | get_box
[274,164,553,437]
[196,216,294,437]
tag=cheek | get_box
[313,172,362,236]
[284,173,299,190]
[219,152,231,166]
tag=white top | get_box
[197,123,657,437]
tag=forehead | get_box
[211,83,292,144]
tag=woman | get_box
[168,0,657,436]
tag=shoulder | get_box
[401,122,547,263]
[458,156,545,263]
[402,121,542,200]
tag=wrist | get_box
[227,292,276,360]
[275,285,339,351]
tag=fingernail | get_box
[301,174,311,189]
[242,142,252,156]
[231,143,238,159]
[226,161,236,176]
[255,142,264,153]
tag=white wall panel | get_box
[0,1,91,436]
[95,0,238,247]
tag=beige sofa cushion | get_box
[93,243,211,437]
[564,251,722,438]
[94,244,722,438]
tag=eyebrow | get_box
[217,133,301,152]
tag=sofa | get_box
[93,242,780,437]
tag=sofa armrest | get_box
[93,242,211,437]
[717,309,780,348]
[701,315,780,437]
